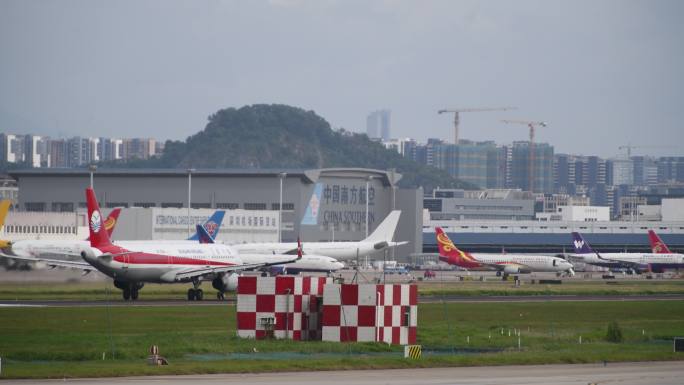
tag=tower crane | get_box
[438,107,517,144]
[618,144,677,157]
[501,119,548,193]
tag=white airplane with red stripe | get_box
[20,188,300,301]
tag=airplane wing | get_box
[174,238,304,281]
[0,252,96,271]
[172,255,301,281]
[593,254,647,270]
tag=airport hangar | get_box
[8,168,423,259]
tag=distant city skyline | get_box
[1,1,683,158]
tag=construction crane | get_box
[501,119,548,193]
[438,107,517,144]
[618,144,677,157]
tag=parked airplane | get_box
[570,232,684,273]
[435,227,574,278]
[233,210,407,260]
[4,209,220,262]
[1,189,300,301]
[195,224,344,274]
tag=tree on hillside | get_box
[99,104,477,191]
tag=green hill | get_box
[116,104,476,190]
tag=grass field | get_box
[1,278,684,301]
[1,300,683,378]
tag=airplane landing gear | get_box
[187,279,203,301]
[115,280,143,301]
[187,288,204,301]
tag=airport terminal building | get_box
[8,168,423,258]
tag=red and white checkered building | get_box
[321,283,418,345]
[236,276,330,340]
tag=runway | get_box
[2,294,684,307]
[2,361,682,384]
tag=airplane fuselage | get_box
[233,241,401,260]
[569,252,684,271]
[11,239,343,275]
[83,242,244,283]
[469,254,573,273]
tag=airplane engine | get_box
[503,265,531,274]
[80,246,103,261]
[212,273,239,292]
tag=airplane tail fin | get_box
[188,210,226,241]
[86,188,114,249]
[86,207,122,241]
[0,199,11,229]
[571,232,594,254]
[364,210,401,243]
[196,224,216,244]
[648,230,672,254]
[435,227,476,266]
[0,200,11,249]
[104,208,121,238]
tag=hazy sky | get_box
[1,0,683,158]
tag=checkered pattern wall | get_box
[321,284,418,345]
[236,276,330,340]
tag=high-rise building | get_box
[49,139,68,168]
[430,140,499,189]
[505,141,554,193]
[1,133,23,163]
[122,138,156,160]
[366,110,391,140]
[657,157,684,183]
[632,156,658,186]
[607,157,634,186]
[66,136,93,167]
[553,154,576,194]
[585,156,606,189]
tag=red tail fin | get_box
[297,237,303,260]
[648,230,671,254]
[104,208,121,237]
[86,188,113,249]
[435,227,479,268]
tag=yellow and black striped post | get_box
[404,345,421,359]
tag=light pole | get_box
[390,168,396,263]
[187,168,195,237]
[88,164,97,189]
[278,172,287,243]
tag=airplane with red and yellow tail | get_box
[435,227,574,278]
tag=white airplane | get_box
[570,232,684,273]
[3,210,342,285]
[233,210,407,261]
[192,223,344,275]
[435,227,575,278]
[0,188,302,301]
[3,208,122,263]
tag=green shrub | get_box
[606,321,623,343]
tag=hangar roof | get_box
[9,167,402,187]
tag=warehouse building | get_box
[8,168,423,258]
